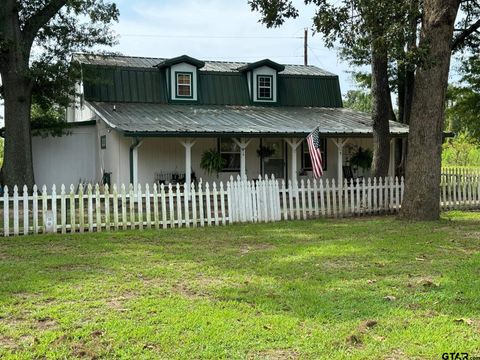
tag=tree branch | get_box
[22,0,68,45]
[452,18,480,51]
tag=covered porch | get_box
[90,102,409,188]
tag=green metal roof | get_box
[236,59,285,72]
[156,55,205,69]
[74,54,337,76]
[88,102,410,138]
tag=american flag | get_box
[306,128,324,179]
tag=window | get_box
[100,135,106,149]
[257,75,273,100]
[176,72,192,98]
[302,139,327,171]
[219,138,240,172]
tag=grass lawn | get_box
[0,212,479,359]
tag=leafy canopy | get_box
[0,0,119,116]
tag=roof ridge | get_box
[74,52,327,68]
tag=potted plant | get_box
[256,145,276,161]
[200,149,227,177]
[349,146,373,172]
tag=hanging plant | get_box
[349,147,373,170]
[257,145,276,158]
[200,149,227,177]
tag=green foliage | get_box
[0,215,479,358]
[343,90,372,113]
[442,133,480,168]
[445,57,480,141]
[0,0,119,114]
[256,145,276,158]
[30,103,71,138]
[200,149,226,177]
[349,146,373,170]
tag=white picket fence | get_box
[2,173,480,237]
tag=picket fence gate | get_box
[2,173,480,237]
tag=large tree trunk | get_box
[400,0,460,221]
[1,2,35,189]
[370,47,391,178]
[2,72,35,189]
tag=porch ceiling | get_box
[88,102,410,138]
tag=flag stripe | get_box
[306,128,324,179]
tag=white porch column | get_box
[131,139,144,188]
[285,138,303,188]
[332,138,348,185]
[389,138,396,178]
[180,139,196,194]
[232,138,252,180]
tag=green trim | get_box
[120,130,410,139]
[174,71,194,99]
[156,55,205,69]
[256,75,273,101]
[237,59,285,73]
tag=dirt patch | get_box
[0,335,18,350]
[248,349,299,360]
[37,317,57,330]
[71,342,99,359]
[106,292,136,312]
[384,349,407,360]
[240,243,276,255]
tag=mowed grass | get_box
[0,212,479,359]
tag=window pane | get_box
[177,74,191,84]
[178,85,191,96]
[221,154,240,170]
[259,87,271,98]
[220,139,240,152]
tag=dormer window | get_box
[257,75,273,100]
[176,72,192,98]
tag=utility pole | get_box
[304,28,308,66]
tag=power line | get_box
[118,33,303,39]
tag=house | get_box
[31,54,409,189]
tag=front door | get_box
[262,139,285,179]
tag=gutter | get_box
[129,138,143,185]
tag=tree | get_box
[445,57,480,140]
[249,0,412,178]
[250,0,480,220]
[0,0,119,188]
[400,0,461,220]
[343,89,372,113]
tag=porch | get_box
[128,135,397,188]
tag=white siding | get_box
[32,125,98,188]
[252,66,277,103]
[169,63,198,101]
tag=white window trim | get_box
[176,72,192,98]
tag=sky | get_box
[110,0,355,91]
[0,0,465,125]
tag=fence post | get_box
[3,186,9,237]
[13,185,19,236]
[105,184,111,231]
[60,185,66,234]
[23,185,29,236]
[113,184,119,231]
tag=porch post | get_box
[284,138,303,190]
[389,138,396,178]
[180,139,196,194]
[332,138,348,185]
[233,138,252,180]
